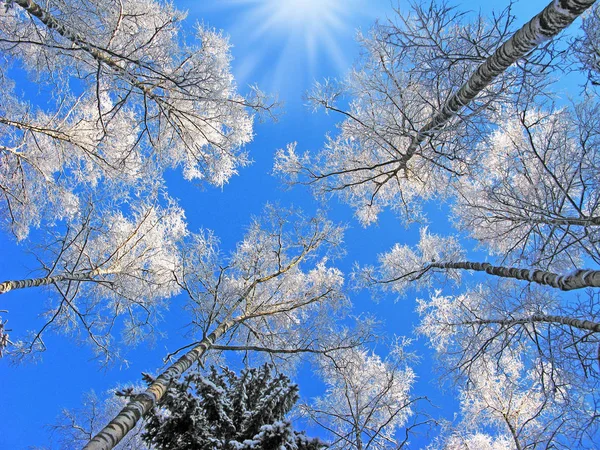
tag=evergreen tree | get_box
[141,364,325,450]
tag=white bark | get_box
[402,0,598,167]
[430,261,600,291]
[83,209,356,449]
[276,0,597,225]
[83,318,236,450]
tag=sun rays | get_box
[209,0,368,93]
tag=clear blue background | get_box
[0,1,551,448]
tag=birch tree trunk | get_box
[12,0,129,69]
[12,0,156,97]
[504,416,525,450]
[83,317,239,450]
[0,269,110,294]
[82,219,321,449]
[399,0,597,169]
[13,0,92,46]
[429,261,600,291]
[469,313,600,333]
[501,215,600,227]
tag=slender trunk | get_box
[491,215,600,227]
[353,394,363,450]
[83,317,238,450]
[0,268,109,294]
[430,261,600,291]
[398,0,597,169]
[13,0,121,70]
[13,0,155,98]
[83,252,312,449]
[469,313,600,333]
[355,427,363,450]
[503,415,524,450]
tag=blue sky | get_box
[0,0,552,448]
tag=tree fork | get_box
[398,0,597,169]
[83,248,316,449]
[430,261,600,291]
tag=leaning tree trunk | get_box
[470,313,600,333]
[429,261,600,291]
[83,249,309,449]
[508,215,600,227]
[83,317,239,450]
[398,0,597,169]
[504,417,525,450]
[13,0,156,98]
[13,0,118,65]
[0,268,110,294]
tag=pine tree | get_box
[141,364,325,450]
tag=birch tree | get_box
[358,228,600,296]
[427,352,582,450]
[453,102,600,270]
[1,195,186,363]
[275,0,594,225]
[83,207,370,449]
[417,282,600,447]
[301,343,417,450]
[0,0,268,239]
[357,228,600,445]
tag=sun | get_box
[212,0,363,92]
[261,0,346,29]
[245,0,349,69]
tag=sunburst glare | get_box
[257,0,346,28]
[205,0,374,94]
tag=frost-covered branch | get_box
[301,342,418,450]
[453,102,600,269]
[360,227,600,301]
[275,0,593,225]
[1,0,271,238]
[417,282,600,447]
[84,207,364,449]
[3,195,186,362]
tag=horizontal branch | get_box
[212,341,361,355]
[213,344,325,354]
